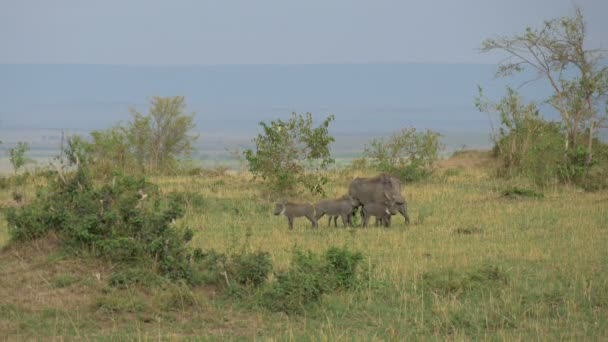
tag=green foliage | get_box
[261,250,328,314]
[5,168,202,285]
[476,87,608,187]
[88,127,135,175]
[261,247,364,314]
[167,191,205,210]
[323,247,364,289]
[63,96,197,176]
[244,112,335,195]
[230,251,273,287]
[196,250,228,286]
[363,127,443,182]
[480,8,608,184]
[128,96,198,173]
[9,141,30,173]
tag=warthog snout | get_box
[273,203,285,215]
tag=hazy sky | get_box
[1,0,607,65]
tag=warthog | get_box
[314,195,358,227]
[348,173,410,224]
[362,202,397,228]
[376,202,409,226]
[274,202,318,230]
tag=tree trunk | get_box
[587,119,594,165]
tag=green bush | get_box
[244,112,335,195]
[167,191,205,210]
[363,127,443,182]
[262,250,328,314]
[323,247,363,290]
[61,97,197,177]
[477,87,608,189]
[5,168,202,285]
[9,141,30,174]
[230,251,273,287]
[261,247,364,314]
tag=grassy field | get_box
[1,151,607,340]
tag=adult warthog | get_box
[348,173,410,224]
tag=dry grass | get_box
[0,156,607,339]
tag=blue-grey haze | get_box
[0,63,561,161]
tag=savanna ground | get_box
[0,151,607,340]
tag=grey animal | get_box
[314,195,358,227]
[376,202,409,226]
[273,202,318,230]
[362,202,397,228]
[348,173,410,224]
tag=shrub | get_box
[5,168,202,285]
[61,96,198,177]
[262,250,328,314]
[167,191,205,210]
[363,127,443,182]
[261,247,364,314]
[476,87,608,188]
[9,141,30,174]
[244,112,335,195]
[230,251,273,287]
[323,247,363,290]
[196,250,228,286]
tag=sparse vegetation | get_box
[501,186,544,199]
[363,127,443,182]
[8,142,30,174]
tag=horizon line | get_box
[0,61,499,68]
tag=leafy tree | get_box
[244,112,335,195]
[128,96,198,173]
[62,96,198,176]
[475,87,568,184]
[363,127,443,182]
[9,141,30,174]
[481,8,608,164]
[89,127,135,174]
